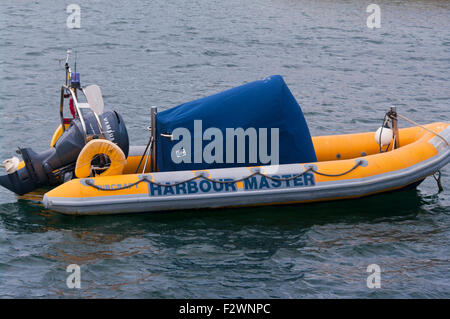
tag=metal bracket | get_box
[150,106,157,172]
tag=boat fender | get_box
[374,126,393,146]
[75,139,126,178]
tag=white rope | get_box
[397,113,449,146]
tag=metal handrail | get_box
[59,85,104,142]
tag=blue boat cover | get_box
[155,75,317,172]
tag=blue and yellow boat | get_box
[1,58,448,215]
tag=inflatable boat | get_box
[1,54,448,215]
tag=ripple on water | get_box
[0,0,449,298]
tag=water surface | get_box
[0,0,449,298]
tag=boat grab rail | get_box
[84,160,365,192]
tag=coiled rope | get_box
[84,160,364,191]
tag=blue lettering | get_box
[176,183,187,194]
[224,179,237,192]
[259,176,270,189]
[163,184,175,195]
[293,176,303,186]
[199,180,211,192]
[282,174,292,187]
[270,175,282,188]
[187,181,198,194]
[150,183,162,196]
[244,177,258,190]
[304,173,315,186]
[212,181,224,192]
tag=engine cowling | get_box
[0,109,129,195]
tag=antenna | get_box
[65,50,71,86]
[65,50,71,65]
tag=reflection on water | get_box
[0,173,448,298]
[0,188,427,234]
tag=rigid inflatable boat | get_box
[1,54,448,215]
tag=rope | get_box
[433,170,443,192]
[135,136,153,174]
[305,160,363,177]
[85,160,364,191]
[396,113,448,193]
[141,136,153,174]
[397,113,449,146]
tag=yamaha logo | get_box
[102,116,115,141]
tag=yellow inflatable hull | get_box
[43,122,449,215]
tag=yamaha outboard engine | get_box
[0,109,129,195]
[0,51,129,195]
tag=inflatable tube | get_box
[43,122,449,215]
[75,139,126,178]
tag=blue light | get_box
[71,72,80,84]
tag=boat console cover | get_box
[156,75,317,171]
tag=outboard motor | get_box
[0,110,129,195]
[0,51,129,195]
